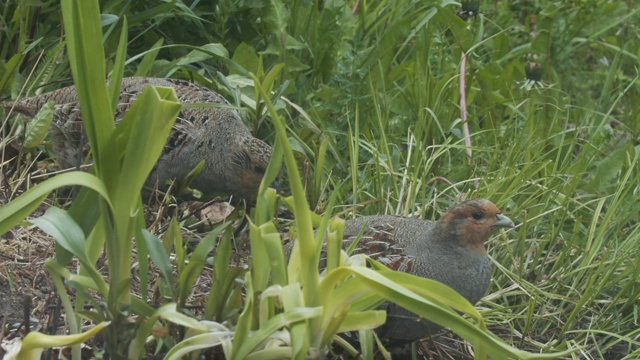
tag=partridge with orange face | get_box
[341,198,514,342]
[3,77,272,200]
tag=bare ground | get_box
[0,224,59,357]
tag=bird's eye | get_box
[472,211,483,220]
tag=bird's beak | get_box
[493,213,515,228]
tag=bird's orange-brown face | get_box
[440,199,515,255]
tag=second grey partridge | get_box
[3,77,272,200]
[337,199,514,342]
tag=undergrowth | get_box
[1,0,639,359]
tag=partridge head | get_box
[342,198,514,342]
[2,77,272,201]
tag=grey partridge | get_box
[340,198,514,342]
[3,77,272,200]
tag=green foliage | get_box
[1,0,640,359]
[21,100,54,148]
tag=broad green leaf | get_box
[230,273,255,359]
[178,221,231,307]
[435,5,473,50]
[377,268,482,321]
[175,159,205,197]
[164,323,234,360]
[166,218,184,273]
[328,267,573,359]
[114,85,180,208]
[358,329,374,360]
[0,172,110,236]
[261,63,285,97]
[107,16,127,114]
[231,42,260,74]
[32,207,109,296]
[129,303,208,359]
[100,14,119,27]
[261,222,288,286]
[337,311,386,333]
[5,322,109,360]
[266,1,289,36]
[176,43,229,65]
[205,227,244,321]
[325,217,345,273]
[249,219,272,293]
[0,53,23,93]
[23,100,54,148]
[141,229,175,299]
[232,307,323,360]
[61,0,116,184]
[318,276,378,346]
[280,284,309,359]
[31,207,89,264]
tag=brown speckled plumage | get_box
[334,199,514,342]
[4,77,272,200]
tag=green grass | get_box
[1,0,639,359]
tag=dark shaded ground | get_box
[0,225,58,358]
